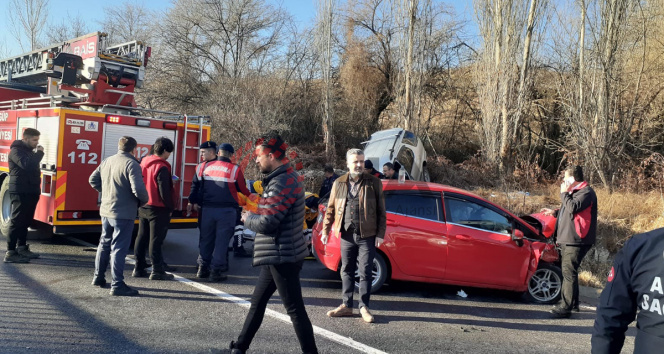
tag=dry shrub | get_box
[427,155,499,190]
[579,270,602,288]
[615,153,664,193]
[579,270,603,288]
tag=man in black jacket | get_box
[4,128,43,263]
[229,133,318,354]
[133,137,176,280]
[542,165,597,318]
[591,227,664,353]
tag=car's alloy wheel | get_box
[527,263,563,304]
[354,252,388,293]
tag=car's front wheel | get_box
[525,263,563,304]
[354,252,388,293]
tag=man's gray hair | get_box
[346,148,364,161]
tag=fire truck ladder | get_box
[179,115,207,209]
[0,32,147,88]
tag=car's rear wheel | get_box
[525,263,563,304]
[0,178,12,236]
[354,252,388,293]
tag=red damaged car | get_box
[311,181,562,304]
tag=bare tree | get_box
[316,0,338,162]
[402,0,418,131]
[8,0,49,51]
[473,0,545,173]
[46,13,89,44]
[100,1,156,45]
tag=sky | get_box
[0,0,475,58]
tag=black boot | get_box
[229,341,245,354]
[91,276,107,287]
[209,269,227,282]
[150,272,174,280]
[132,267,149,277]
[196,265,210,279]
[110,283,139,296]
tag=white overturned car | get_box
[362,128,429,181]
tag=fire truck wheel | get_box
[0,178,11,236]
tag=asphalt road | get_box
[0,228,636,354]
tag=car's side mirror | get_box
[512,229,524,247]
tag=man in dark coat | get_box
[592,227,664,353]
[542,165,597,318]
[229,133,318,354]
[4,128,43,263]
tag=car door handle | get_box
[455,234,472,241]
[386,220,400,227]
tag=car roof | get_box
[382,180,474,196]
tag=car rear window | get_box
[402,130,419,147]
[384,192,443,222]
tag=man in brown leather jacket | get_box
[321,148,386,323]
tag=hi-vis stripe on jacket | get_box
[188,159,251,208]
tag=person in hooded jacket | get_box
[133,137,176,280]
[228,132,318,354]
[3,128,43,263]
[541,165,597,318]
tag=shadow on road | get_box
[0,263,149,353]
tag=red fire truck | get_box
[0,32,210,234]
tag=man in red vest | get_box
[133,137,176,280]
[189,141,252,282]
[542,165,597,318]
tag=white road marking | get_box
[65,235,388,354]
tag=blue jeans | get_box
[94,217,135,287]
[340,229,376,309]
[197,207,236,271]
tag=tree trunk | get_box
[403,0,417,132]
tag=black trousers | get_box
[134,206,171,272]
[560,244,591,311]
[6,193,40,251]
[340,229,376,309]
[236,261,318,354]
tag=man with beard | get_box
[322,148,387,323]
[228,132,318,354]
